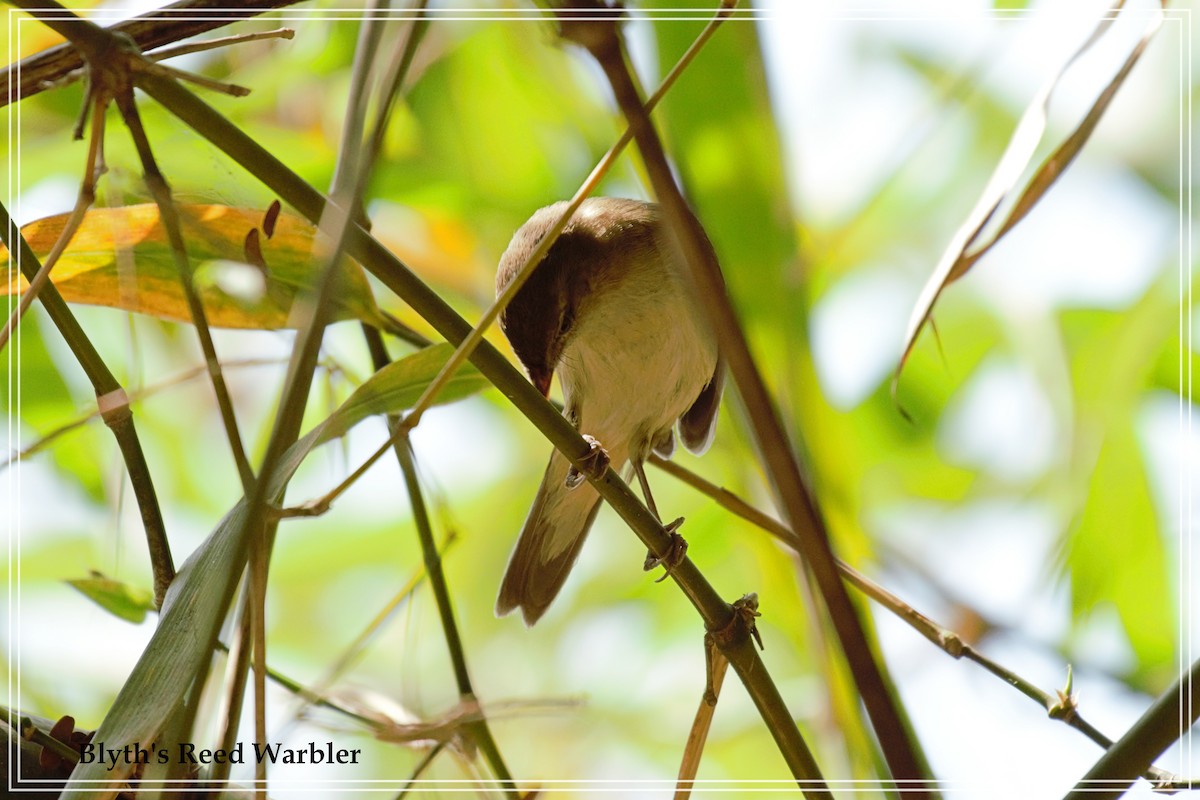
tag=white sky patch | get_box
[971,166,1175,312]
[938,356,1059,482]
[810,266,916,409]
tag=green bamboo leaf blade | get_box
[312,342,490,446]
[65,343,489,793]
[63,500,253,796]
[1065,423,1175,686]
[66,576,157,624]
[1061,277,1180,685]
[1,204,388,330]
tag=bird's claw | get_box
[565,434,609,489]
[644,517,687,581]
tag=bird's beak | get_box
[529,368,552,398]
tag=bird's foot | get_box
[565,434,610,489]
[644,516,687,582]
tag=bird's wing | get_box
[678,358,724,455]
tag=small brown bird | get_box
[495,197,724,625]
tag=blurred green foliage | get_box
[7,0,1190,792]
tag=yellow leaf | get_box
[2,204,387,330]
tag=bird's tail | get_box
[496,449,606,626]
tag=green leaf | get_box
[1063,278,1179,675]
[1,204,387,330]
[66,575,156,624]
[314,342,490,445]
[65,343,491,793]
[1066,422,1173,674]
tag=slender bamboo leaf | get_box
[898,2,1163,375]
[62,343,488,794]
[313,342,489,445]
[1063,277,1178,684]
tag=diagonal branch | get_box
[1064,657,1200,799]
[115,90,256,492]
[136,63,828,795]
[555,9,933,791]
[650,455,1189,791]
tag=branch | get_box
[650,455,1189,791]
[556,8,932,790]
[3,0,304,106]
[1064,657,1200,799]
[135,62,828,793]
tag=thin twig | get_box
[139,58,250,97]
[1064,655,1200,799]
[0,90,105,351]
[147,28,295,62]
[211,637,379,729]
[5,358,285,467]
[248,536,268,800]
[673,634,729,800]
[649,455,1187,789]
[115,89,256,493]
[211,593,253,785]
[327,0,388,206]
[394,742,448,800]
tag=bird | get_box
[495,196,724,626]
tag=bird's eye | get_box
[558,309,574,336]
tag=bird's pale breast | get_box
[558,253,716,466]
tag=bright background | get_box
[4,0,1197,797]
